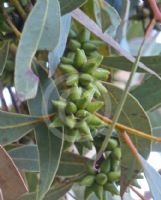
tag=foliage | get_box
[0,0,161,200]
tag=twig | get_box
[148,0,161,22]
[10,0,27,20]
[96,113,161,143]
[130,186,146,200]
[7,86,20,113]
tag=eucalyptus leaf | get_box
[131,76,161,112]
[18,182,73,200]
[38,0,61,50]
[28,67,64,200]
[48,14,71,77]
[0,41,9,75]
[0,111,41,145]
[59,0,87,15]
[15,0,48,101]
[102,55,161,74]
[103,82,152,195]
[9,145,88,176]
[141,155,161,200]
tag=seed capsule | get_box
[61,57,73,65]
[86,101,104,113]
[79,73,93,86]
[79,29,91,43]
[65,102,77,114]
[74,97,88,109]
[74,49,87,68]
[82,42,97,52]
[82,87,96,102]
[95,81,108,93]
[69,86,82,100]
[52,100,66,110]
[68,39,81,51]
[49,117,63,128]
[59,64,78,74]
[106,138,118,151]
[100,159,111,174]
[104,183,119,195]
[80,175,95,187]
[112,147,121,160]
[66,74,79,86]
[65,115,76,129]
[96,173,108,185]
[95,184,104,200]
[76,109,88,118]
[93,68,110,81]
[111,160,120,171]
[108,171,121,182]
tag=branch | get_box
[10,0,27,20]
[148,0,161,22]
[130,186,146,200]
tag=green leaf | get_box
[131,76,161,111]
[15,0,47,101]
[48,14,71,76]
[103,82,152,195]
[59,0,87,15]
[140,155,161,200]
[18,182,73,200]
[0,111,41,145]
[9,145,88,176]
[28,67,64,200]
[0,41,9,75]
[102,55,161,74]
[38,0,61,50]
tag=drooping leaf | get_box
[15,0,47,101]
[48,14,71,77]
[19,182,73,200]
[9,145,88,176]
[28,67,64,200]
[72,9,161,79]
[103,82,152,195]
[140,155,161,200]
[0,41,9,75]
[0,146,28,200]
[0,110,42,145]
[102,55,161,74]
[38,0,61,50]
[131,76,161,112]
[59,0,87,15]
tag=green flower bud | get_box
[84,186,94,200]
[80,175,95,187]
[86,114,105,127]
[131,180,141,189]
[111,160,120,171]
[66,74,79,86]
[52,100,66,110]
[82,87,96,102]
[61,57,73,65]
[69,29,77,38]
[82,42,97,53]
[79,121,91,136]
[108,171,121,182]
[112,147,121,160]
[69,86,82,100]
[106,138,118,151]
[74,49,87,68]
[79,29,91,43]
[96,173,108,185]
[76,109,88,118]
[86,101,104,113]
[66,102,77,114]
[68,39,81,51]
[67,52,75,60]
[49,117,63,128]
[100,159,111,174]
[95,81,108,93]
[95,184,104,200]
[104,183,119,195]
[93,68,110,81]
[79,73,93,86]
[65,129,79,143]
[59,64,78,74]
[74,97,88,109]
[65,115,76,129]
[86,162,96,175]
